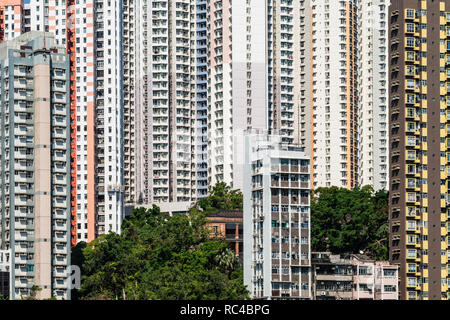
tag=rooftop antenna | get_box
[34,31,50,55]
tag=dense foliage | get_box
[73,193,248,300]
[191,182,243,215]
[311,186,389,260]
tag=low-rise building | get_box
[312,252,399,300]
[205,210,243,262]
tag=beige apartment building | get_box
[0,32,71,300]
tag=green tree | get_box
[77,205,249,300]
[192,182,243,215]
[21,285,41,300]
[311,186,389,260]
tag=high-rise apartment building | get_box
[308,0,359,189]
[357,0,389,191]
[0,32,71,300]
[196,0,208,199]
[389,0,450,300]
[0,0,125,244]
[127,0,307,207]
[136,0,198,206]
[298,1,312,154]
[243,131,312,300]
[206,0,235,189]
[123,0,137,204]
[130,1,209,206]
[72,0,124,243]
[132,0,149,205]
[0,0,23,42]
[208,0,305,192]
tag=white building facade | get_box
[357,0,389,191]
[208,0,305,193]
[244,131,312,300]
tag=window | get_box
[383,269,396,277]
[358,266,371,275]
[359,283,369,291]
[406,9,415,19]
[384,285,396,292]
[405,52,415,62]
[406,23,415,33]
[407,278,416,287]
[406,38,415,47]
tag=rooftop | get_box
[206,210,243,219]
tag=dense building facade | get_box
[357,0,389,191]
[207,0,306,192]
[123,0,137,204]
[127,1,391,206]
[0,0,125,244]
[0,33,71,299]
[141,0,198,205]
[196,0,208,199]
[389,0,450,300]
[243,131,312,299]
[308,0,359,189]
[132,0,150,205]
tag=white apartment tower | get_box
[357,0,389,191]
[142,0,198,205]
[123,0,137,204]
[308,0,359,190]
[305,0,389,191]
[132,0,150,204]
[243,131,312,299]
[208,0,305,192]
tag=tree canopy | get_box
[191,182,243,215]
[311,186,389,260]
[73,203,249,300]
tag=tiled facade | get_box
[389,0,450,300]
